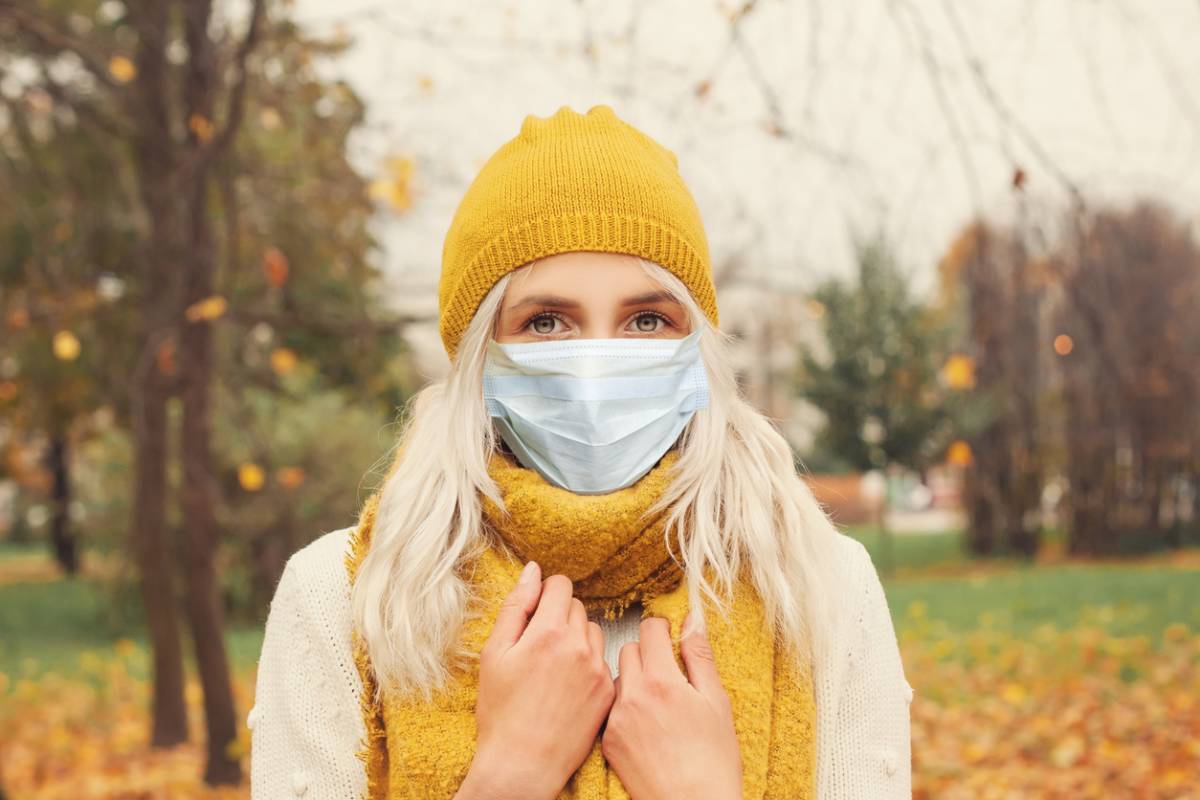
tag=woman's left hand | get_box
[600,611,743,800]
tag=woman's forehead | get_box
[504,252,669,302]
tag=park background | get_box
[1,0,1199,797]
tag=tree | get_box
[1055,200,1200,554]
[0,0,410,785]
[937,214,1052,558]
[797,231,956,572]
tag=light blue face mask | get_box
[482,330,710,495]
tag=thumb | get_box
[679,608,722,700]
[486,560,543,653]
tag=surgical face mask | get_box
[482,329,710,495]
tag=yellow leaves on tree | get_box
[269,347,297,376]
[369,155,416,213]
[189,113,215,143]
[941,353,976,390]
[237,462,264,491]
[52,330,81,361]
[107,55,136,84]
[185,295,228,323]
[946,440,974,467]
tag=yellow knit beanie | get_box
[438,103,719,358]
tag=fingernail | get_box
[519,560,538,584]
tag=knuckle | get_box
[644,672,673,698]
[684,637,716,662]
[498,593,524,612]
[545,573,573,593]
[567,638,592,663]
[530,623,565,651]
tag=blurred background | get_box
[1,0,1197,797]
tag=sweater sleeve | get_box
[249,530,368,799]
[818,538,913,799]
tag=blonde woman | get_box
[249,104,912,800]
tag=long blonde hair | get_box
[350,256,840,702]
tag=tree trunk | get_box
[46,432,78,575]
[129,0,189,748]
[176,0,241,783]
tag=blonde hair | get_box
[350,256,840,702]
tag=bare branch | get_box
[0,1,121,91]
[886,0,983,213]
[938,0,1084,203]
[34,64,133,139]
[208,0,267,156]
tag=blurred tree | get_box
[0,0,412,785]
[938,196,1200,558]
[937,213,1052,559]
[0,108,136,572]
[1056,200,1200,554]
[797,232,957,573]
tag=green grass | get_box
[0,542,268,679]
[841,525,1200,641]
[881,564,1200,639]
[842,526,969,572]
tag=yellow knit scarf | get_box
[344,449,816,799]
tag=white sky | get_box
[291,0,1200,306]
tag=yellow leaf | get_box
[270,347,298,375]
[941,353,976,390]
[946,440,973,467]
[1051,735,1085,768]
[369,155,416,212]
[1001,683,1027,705]
[238,463,265,491]
[188,113,214,143]
[53,330,81,361]
[108,55,137,83]
[259,106,282,130]
[185,295,228,322]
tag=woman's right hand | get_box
[456,560,615,800]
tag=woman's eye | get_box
[632,313,664,333]
[530,315,559,335]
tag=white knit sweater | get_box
[248,527,912,798]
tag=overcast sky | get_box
[291,0,1200,305]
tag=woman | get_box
[249,104,912,799]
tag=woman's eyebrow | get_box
[506,294,582,311]
[505,290,679,311]
[621,290,679,306]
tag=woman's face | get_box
[494,252,691,343]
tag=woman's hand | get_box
[457,560,615,800]
[600,611,744,800]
